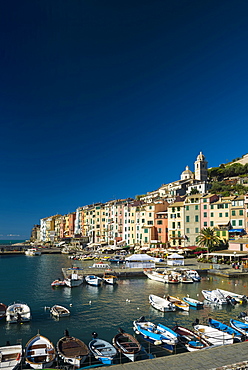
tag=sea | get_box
[1,253,248,362]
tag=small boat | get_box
[51,279,65,287]
[182,296,204,309]
[0,303,7,320]
[57,331,89,368]
[6,302,31,323]
[217,289,247,304]
[208,318,242,342]
[102,273,118,285]
[90,262,110,269]
[143,269,167,283]
[133,316,178,352]
[230,319,248,338]
[185,269,201,282]
[85,275,102,286]
[50,305,70,318]
[166,295,190,311]
[0,344,23,370]
[25,248,41,256]
[163,271,180,284]
[149,294,176,312]
[25,333,56,369]
[112,328,141,362]
[173,325,211,351]
[64,273,84,288]
[109,256,125,263]
[89,332,117,365]
[202,289,228,305]
[193,323,234,346]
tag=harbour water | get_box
[1,254,248,360]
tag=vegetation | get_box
[208,162,248,181]
[210,181,247,196]
[196,227,220,253]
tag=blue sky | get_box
[1,0,248,239]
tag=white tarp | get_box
[167,253,184,266]
[125,254,156,268]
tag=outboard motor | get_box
[64,329,70,337]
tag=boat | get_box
[6,302,31,323]
[25,248,41,256]
[230,319,248,338]
[109,256,125,263]
[57,331,89,368]
[89,332,117,365]
[90,262,111,269]
[25,333,56,369]
[193,323,234,346]
[0,303,7,320]
[208,318,242,342]
[112,328,141,362]
[85,275,102,286]
[217,288,247,304]
[173,325,211,351]
[182,296,204,309]
[133,316,178,352]
[185,269,201,282]
[64,273,84,287]
[50,305,70,318]
[102,273,118,285]
[163,270,180,284]
[201,289,228,305]
[0,344,23,370]
[166,295,190,311]
[149,294,176,312]
[143,269,168,283]
[172,269,193,283]
[51,279,65,287]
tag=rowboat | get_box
[25,334,56,369]
[133,316,178,352]
[112,328,141,362]
[229,319,248,338]
[202,289,228,305]
[173,325,211,351]
[208,318,242,342]
[85,275,102,286]
[149,294,176,312]
[0,344,23,370]
[57,331,89,368]
[193,324,234,346]
[6,302,31,323]
[182,296,204,309]
[50,305,70,318]
[166,295,189,311]
[89,332,117,365]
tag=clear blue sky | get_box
[1,0,248,239]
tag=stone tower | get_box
[194,151,208,181]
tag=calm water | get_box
[1,254,248,358]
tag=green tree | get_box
[196,227,220,254]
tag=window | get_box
[186,216,190,222]
[186,206,189,211]
[232,210,236,216]
[211,205,214,209]
[232,220,236,226]
[144,237,148,243]
[204,212,207,217]
[195,205,199,210]
[210,221,214,226]
[158,228,162,233]
[195,215,199,222]
[177,207,180,211]
[157,220,162,225]
[240,210,244,216]
[225,213,228,217]
[203,199,207,203]
[147,221,153,225]
[239,220,243,226]
[210,212,214,217]
[186,228,190,233]
[216,231,220,237]
[204,205,207,209]
[204,222,207,226]
[144,229,148,233]
[177,222,181,228]
[223,231,226,236]
[195,227,199,233]
[149,213,152,217]
[172,222,175,229]
[219,213,222,217]
[225,203,228,208]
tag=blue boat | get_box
[89,332,117,365]
[230,319,248,338]
[182,296,204,309]
[133,316,178,353]
[208,318,243,342]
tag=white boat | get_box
[102,274,118,285]
[85,275,102,286]
[143,269,168,283]
[166,295,189,311]
[64,273,84,287]
[149,294,176,312]
[50,305,70,318]
[6,302,31,323]
[193,324,234,346]
[185,269,201,282]
[25,248,41,256]
[25,334,56,369]
[89,333,117,365]
[57,331,89,368]
[0,344,23,370]
[217,288,247,304]
[182,296,204,309]
[202,289,228,305]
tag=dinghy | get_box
[133,316,178,352]
[6,302,31,323]
[25,333,56,369]
[185,269,201,282]
[57,331,89,368]
[0,344,23,370]
[182,296,204,309]
[50,305,70,318]
[193,323,234,346]
[173,325,211,351]
[208,318,242,342]
[229,319,248,338]
[112,328,141,362]
[166,296,189,311]
[85,275,102,286]
[143,269,168,283]
[89,332,117,365]
[149,294,176,312]
[201,289,228,305]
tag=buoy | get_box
[89,301,92,305]
[137,307,140,310]
[69,304,73,307]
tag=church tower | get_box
[194,152,208,181]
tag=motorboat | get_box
[133,316,178,352]
[143,269,167,283]
[166,296,189,311]
[25,248,41,256]
[230,319,248,338]
[163,271,180,284]
[50,305,70,318]
[173,325,211,351]
[6,302,31,323]
[51,279,65,287]
[85,275,102,286]
[0,303,7,320]
[149,294,176,312]
[201,289,228,305]
[0,344,23,370]
[208,318,242,342]
[25,333,56,369]
[173,269,193,283]
[182,296,204,309]
[112,328,141,362]
[89,332,117,365]
[185,269,201,282]
[102,273,118,285]
[57,331,89,368]
[193,323,234,346]
[64,273,84,288]
[217,288,247,304]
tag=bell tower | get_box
[194,152,208,181]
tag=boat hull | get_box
[25,334,56,369]
[57,336,89,368]
[0,345,23,370]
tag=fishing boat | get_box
[201,289,228,305]
[173,325,211,351]
[6,302,31,323]
[25,333,56,369]
[25,248,41,256]
[193,323,234,346]
[0,344,23,370]
[112,328,141,362]
[166,295,190,311]
[229,319,248,338]
[64,273,84,288]
[57,331,89,368]
[208,318,242,342]
[89,332,117,365]
[102,273,118,285]
[0,303,7,320]
[51,279,65,287]
[133,316,178,352]
[143,269,167,283]
[182,296,204,309]
[50,305,70,318]
[85,275,102,286]
[217,288,247,304]
[149,294,176,312]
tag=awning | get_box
[229,229,245,233]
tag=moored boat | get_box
[182,296,204,309]
[202,289,228,305]
[143,269,167,283]
[51,279,65,287]
[149,294,176,312]
[64,273,84,288]
[173,325,211,351]
[185,269,201,282]
[112,328,141,362]
[89,332,117,365]
[50,305,70,318]
[57,331,89,368]
[229,319,248,338]
[0,344,23,370]
[166,295,190,311]
[25,248,41,256]
[85,275,102,286]
[217,288,247,304]
[102,273,118,285]
[193,323,234,346]
[6,302,31,324]
[0,303,7,320]
[208,318,242,342]
[25,333,56,369]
